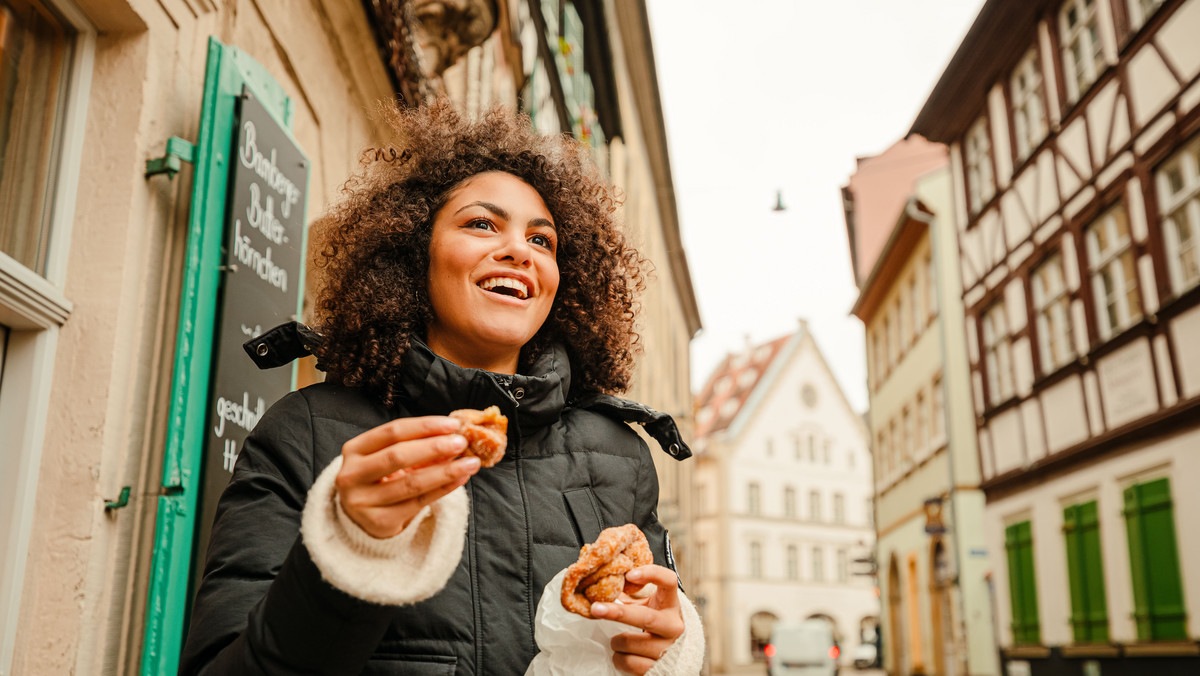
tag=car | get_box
[765,619,839,676]
[852,641,878,669]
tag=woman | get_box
[179,100,704,675]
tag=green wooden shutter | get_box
[1123,478,1187,640]
[1063,501,1109,643]
[1006,520,1041,644]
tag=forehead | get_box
[444,172,550,211]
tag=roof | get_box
[693,332,795,441]
[908,0,1055,143]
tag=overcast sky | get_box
[645,0,988,412]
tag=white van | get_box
[765,619,839,676]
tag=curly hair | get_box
[311,99,645,406]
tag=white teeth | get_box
[479,277,529,299]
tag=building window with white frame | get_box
[926,252,939,318]
[750,541,762,579]
[1156,137,1200,295]
[787,544,799,581]
[1010,47,1047,162]
[1128,0,1165,31]
[1086,203,1142,340]
[915,391,927,456]
[785,486,796,519]
[748,482,761,516]
[837,549,849,583]
[1060,0,1106,104]
[811,546,825,582]
[909,274,922,338]
[1033,254,1076,373]
[932,374,946,440]
[833,493,845,524]
[982,303,1016,405]
[965,115,995,214]
[809,490,822,522]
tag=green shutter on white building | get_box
[1005,520,1041,645]
[1123,478,1187,641]
[1063,501,1109,643]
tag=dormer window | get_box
[965,116,995,214]
[1010,47,1047,163]
[1060,0,1105,104]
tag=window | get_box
[909,274,922,338]
[982,303,1015,405]
[784,486,796,518]
[787,545,799,581]
[809,490,822,522]
[1033,255,1075,373]
[793,433,802,460]
[932,375,946,441]
[765,437,774,457]
[848,449,856,469]
[926,253,939,318]
[1128,0,1165,31]
[1156,137,1200,295]
[0,0,75,275]
[899,286,911,346]
[1060,0,1105,104]
[833,493,845,524]
[808,433,817,462]
[1087,204,1142,340]
[1010,47,1047,162]
[750,541,763,579]
[837,549,849,583]
[823,439,831,464]
[888,418,899,476]
[876,429,888,478]
[901,407,913,466]
[1123,478,1187,640]
[965,115,995,214]
[887,309,899,365]
[915,392,927,455]
[1005,520,1041,645]
[811,546,824,582]
[1063,501,1109,643]
[748,482,760,516]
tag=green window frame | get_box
[1005,520,1041,645]
[1063,501,1109,643]
[1123,478,1187,641]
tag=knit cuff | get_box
[300,455,470,605]
[646,593,705,676]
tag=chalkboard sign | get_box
[194,88,308,565]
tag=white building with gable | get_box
[690,322,878,674]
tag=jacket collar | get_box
[396,338,569,435]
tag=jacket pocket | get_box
[362,654,456,675]
[563,487,603,545]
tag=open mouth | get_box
[479,277,529,300]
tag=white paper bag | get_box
[524,569,628,676]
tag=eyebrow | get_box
[455,201,555,230]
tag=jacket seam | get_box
[518,456,538,655]
[469,481,483,672]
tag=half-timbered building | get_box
[910,1,1200,674]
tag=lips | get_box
[478,275,530,300]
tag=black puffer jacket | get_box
[179,338,690,675]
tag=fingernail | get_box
[591,603,609,616]
[458,456,481,472]
[626,569,643,582]
[444,434,467,451]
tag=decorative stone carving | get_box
[411,0,498,80]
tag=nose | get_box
[494,231,533,266]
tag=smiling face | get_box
[425,171,560,374]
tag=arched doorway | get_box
[805,612,842,647]
[888,555,905,675]
[929,540,957,676]
[749,611,778,662]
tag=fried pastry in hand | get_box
[561,524,653,618]
[449,406,508,467]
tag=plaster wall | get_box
[985,425,1200,648]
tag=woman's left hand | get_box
[590,565,685,675]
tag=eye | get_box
[466,218,494,231]
[529,233,554,249]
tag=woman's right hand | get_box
[335,416,481,539]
